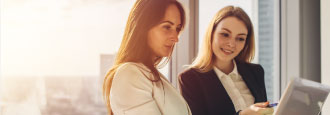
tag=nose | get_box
[227,38,236,48]
[169,32,179,43]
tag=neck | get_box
[152,55,160,66]
[214,59,234,75]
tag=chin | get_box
[162,50,171,57]
[162,53,170,57]
[157,52,170,57]
[220,56,235,62]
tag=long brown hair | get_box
[191,6,255,73]
[103,0,185,114]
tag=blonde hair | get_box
[102,0,185,114]
[191,6,255,73]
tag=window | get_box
[257,0,280,103]
[0,0,170,114]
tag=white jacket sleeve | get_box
[110,63,162,115]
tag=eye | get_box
[176,27,181,32]
[176,25,182,32]
[220,33,230,37]
[238,37,246,41]
[163,25,171,30]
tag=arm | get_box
[110,63,161,115]
[255,64,267,101]
[178,71,206,115]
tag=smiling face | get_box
[147,4,182,58]
[212,16,248,63]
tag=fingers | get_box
[254,101,269,108]
[244,103,274,115]
[253,102,274,114]
[259,107,274,114]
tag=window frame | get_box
[169,0,199,88]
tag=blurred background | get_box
[1,0,329,114]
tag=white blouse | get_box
[110,62,191,115]
[213,61,255,112]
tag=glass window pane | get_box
[258,0,279,103]
[0,0,169,114]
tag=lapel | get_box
[236,62,261,103]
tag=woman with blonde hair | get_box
[103,0,191,114]
[179,6,273,115]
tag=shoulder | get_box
[116,62,151,74]
[237,62,264,72]
[236,62,265,82]
[115,62,151,77]
[114,62,153,85]
[178,68,209,85]
[110,63,160,114]
[248,63,264,74]
[179,68,201,80]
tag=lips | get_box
[164,45,172,50]
[165,44,173,48]
[221,48,233,55]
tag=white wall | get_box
[281,0,301,91]
[321,0,330,114]
[281,0,322,91]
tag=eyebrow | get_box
[221,28,247,36]
[160,21,174,25]
[160,21,182,27]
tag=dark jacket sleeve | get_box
[258,64,267,101]
[251,64,267,101]
[178,70,207,115]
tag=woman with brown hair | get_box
[102,0,191,115]
[179,6,273,115]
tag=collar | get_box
[213,60,239,79]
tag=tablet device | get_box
[274,78,330,115]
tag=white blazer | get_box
[110,62,191,115]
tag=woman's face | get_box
[147,4,182,58]
[212,16,248,63]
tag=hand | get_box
[240,102,274,115]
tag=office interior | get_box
[0,0,329,114]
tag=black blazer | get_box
[178,62,267,115]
